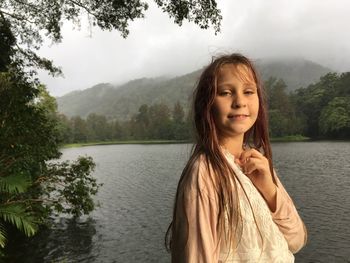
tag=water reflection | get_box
[5,142,350,262]
[5,217,97,263]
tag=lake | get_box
[6,142,350,262]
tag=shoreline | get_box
[61,140,191,148]
[61,136,313,148]
[61,136,350,149]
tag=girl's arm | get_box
[271,171,308,253]
[172,160,220,263]
[238,149,307,254]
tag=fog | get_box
[37,0,350,97]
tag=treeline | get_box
[58,71,350,144]
[58,101,192,143]
[266,72,350,139]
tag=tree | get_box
[0,0,222,75]
[0,70,100,251]
[266,78,291,115]
[86,113,112,141]
[70,116,88,142]
[135,104,150,139]
[56,113,73,143]
[173,101,185,123]
[0,17,15,71]
[319,97,350,138]
[264,77,305,137]
[172,101,189,140]
[293,73,339,138]
[153,103,173,139]
[111,119,123,140]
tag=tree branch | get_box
[65,0,94,16]
[0,9,36,24]
[4,198,55,205]
[10,0,41,13]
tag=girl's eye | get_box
[219,91,231,96]
[244,90,255,95]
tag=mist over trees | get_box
[59,101,192,143]
[58,71,350,143]
[267,72,350,139]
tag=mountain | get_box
[255,57,332,91]
[57,58,333,121]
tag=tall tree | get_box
[70,116,88,142]
[172,101,189,140]
[319,97,350,138]
[86,113,112,141]
[0,16,15,71]
[173,101,185,123]
[0,70,100,251]
[293,73,339,137]
[148,103,172,139]
[264,77,304,137]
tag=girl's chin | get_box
[219,129,249,139]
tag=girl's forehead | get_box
[217,64,256,85]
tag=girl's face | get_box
[212,63,259,140]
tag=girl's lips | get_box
[228,114,249,120]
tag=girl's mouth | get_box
[228,114,249,120]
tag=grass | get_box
[270,135,310,142]
[61,139,191,148]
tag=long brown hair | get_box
[165,53,275,258]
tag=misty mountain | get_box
[57,58,333,121]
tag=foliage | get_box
[0,17,15,71]
[0,70,98,251]
[0,0,221,75]
[264,77,306,137]
[293,72,350,139]
[58,101,192,143]
[56,60,332,123]
[56,71,350,142]
[41,156,100,218]
[319,97,350,138]
[153,0,221,32]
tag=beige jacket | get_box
[172,152,307,262]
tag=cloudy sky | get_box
[37,0,350,97]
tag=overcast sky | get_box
[37,0,350,97]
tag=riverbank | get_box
[270,135,310,142]
[61,136,311,148]
[61,140,191,148]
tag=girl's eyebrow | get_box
[218,83,257,89]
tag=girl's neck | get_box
[219,135,245,160]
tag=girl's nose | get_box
[232,94,247,108]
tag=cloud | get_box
[37,0,350,97]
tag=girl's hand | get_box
[235,148,277,211]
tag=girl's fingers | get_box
[239,148,263,163]
[244,159,264,175]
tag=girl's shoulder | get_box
[180,153,217,199]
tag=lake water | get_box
[6,142,350,262]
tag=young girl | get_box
[165,53,307,262]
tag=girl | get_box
[165,54,307,262]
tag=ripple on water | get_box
[6,142,350,262]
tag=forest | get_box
[57,72,350,144]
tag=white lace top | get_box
[172,151,307,263]
[219,151,294,262]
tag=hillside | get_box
[57,58,333,120]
